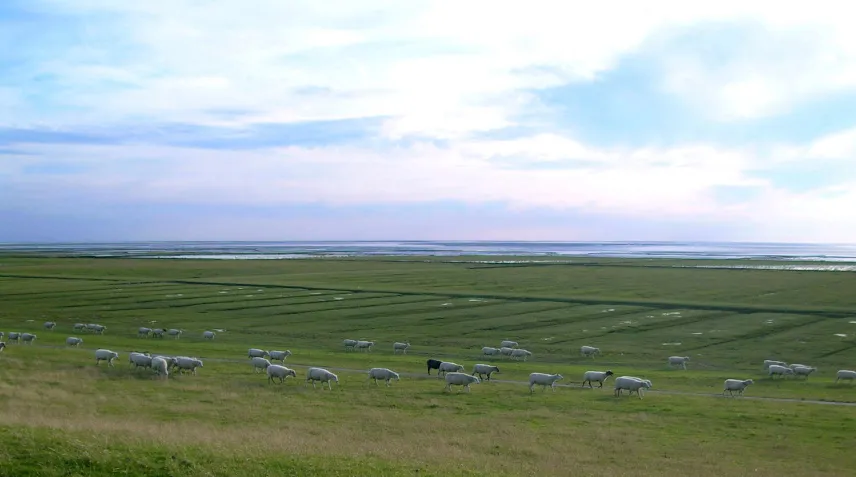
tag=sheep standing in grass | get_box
[7,332,20,343]
[471,364,500,381]
[500,340,518,348]
[202,330,215,340]
[251,357,272,373]
[582,370,614,388]
[368,368,400,386]
[175,357,203,375]
[21,333,37,345]
[768,364,794,378]
[438,361,465,376]
[791,365,817,379]
[269,350,292,363]
[393,342,410,354]
[788,363,809,369]
[44,322,56,331]
[0,331,4,339]
[267,365,297,384]
[614,376,652,399]
[306,367,338,390]
[130,353,153,370]
[248,348,270,359]
[510,349,533,361]
[66,336,83,347]
[444,372,480,392]
[763,360,787,370]
[151,357,169,379]
[138,327,152,338]
[427,359,442,375]
[529,373,563,393]
[668,356,690,370]
[499,347,514,358]
[836,370,856,383]
[87,324,106,334]
[482,347,501,357]
[723,379,754,396]
[167,328,182,339]
[73,323,86,332]
[343,339,357,351]
[355,340,375,352]
[580,346,600,358]
[152,328,166,338]
[94,349,119,367]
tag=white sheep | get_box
[368,368,400,386]
[7,332,20,343]
[94,349,119,367]
[87,324,106,334]
[130,353,153,370]
[393,342,410,354]
[438,361,465,376]
[269,350,292,362]
[267,364,297,384]
[482,347,501,357]
[580,346,600,358]
[768,364,794,378]
[175,357,204,375]
[21,333,37,344]
[510,349,533,361]
[444,372,480,392]
[500,340,518,348]
[138,327,152,338]
[65,336,83,347]
[763,359,787,370]
[73,323,86,332]
[791,365,817,379]
[529,372,563,393]
[202,330,216,340]
[355,340,375,352]
[614,376,652,399]
[668,356,690,370]
[152,328,166,338]
[471,364,500,381]
[499,347,514,357]
[44,321,56,331]
[343,339,357,351]
[835,370,856,383]
[306,367,339,390]
[788,363,809,369]
[582,370,614,388]
[167,328,182,339]
[251,357,272,373]
[723,379,754,396]
[151,356,169,379]
[248,348,270,359]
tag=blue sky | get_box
[2,1,855,242]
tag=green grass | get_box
[1,256,856,476]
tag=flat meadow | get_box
[1,256,856,476]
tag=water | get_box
[1,240,856,262]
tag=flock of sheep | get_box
[3,322,856,398]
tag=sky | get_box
[2,0,855,243]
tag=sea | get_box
[1,241,856,263]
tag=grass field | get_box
[1,256,856,476]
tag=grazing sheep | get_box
[151,357,169,378]
[426,359,442,375]
[788,363,809,369]
[510,349,533,361]
[482,347,501,357]
[723,379,754,396]
[500,340,518,348]
[768,364,794,378]
[44,321,56,331]
[529,373,563,393]
[73,323,86,332]
[343,339,358,351]
[175,357,203,375]
[393,342,410,354]
[87,324,106,334]
[94,349,119,367]
[7,332,20,343]
[20,333,37,344]
[438,361,465,376]
[355,340,375,352]
[499,347,514,358]
[763,359,788,370]
[267,364,297,384]
[668,356,690,370]
[167,328,182,339]
[471,364,500,381]
[614,376,652,399]
[130,353,153,370]
[202,330,216,340]
[580,346,600,358]
[65,336,83,347]
[368,368,400,386]
[251,357,272,373]
[269,350,292,362]
[138,327,152,338]
[582,370,614,388]
[792,365,817,379]
[152,328,166,338]
[835,370,856,383]
[306,367,339,390]
[248,348,270,359]
[444,372,480,392]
